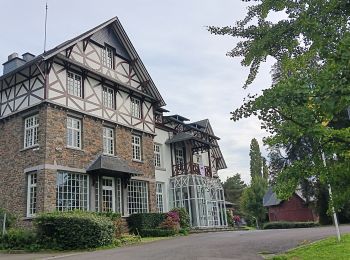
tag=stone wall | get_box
[0,104,157,219]
[0,105,47,218]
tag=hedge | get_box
[0,229,39,251]
[35,211,115,249]
[138,228,177,237]
[263,221,320,229]
[127,213,166,233]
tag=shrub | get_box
[263,221,320,230]
[159,216,180,232]
[226,211,234,227]
[139,228,177,237]
[170,208,190,229]
[0,208,16,229]
[127,213,166,233]
[0,228,39,250]
[35,211,115,249]
[95,212,123,238]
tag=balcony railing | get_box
[172,162,212,177]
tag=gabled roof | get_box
[263,187,282,207]
[192,119,227,170]
[263,187,309,207]
[1,17,166,106]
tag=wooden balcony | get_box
[172,162,212,177]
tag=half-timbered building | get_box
[0,17,227,228]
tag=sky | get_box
[0,0,275,184]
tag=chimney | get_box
[22,52,35,62]
[3,52,26,75]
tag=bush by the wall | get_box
[226,211,234,227]
[0,228,39,251]
[263,221,320,230]
[0,208,16,229]
[139,228,177,237]
[35,211,115,249]
[170,208,190,229]
[127,213,166,233]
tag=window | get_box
[56,172,88,211]
[27,172,37,217]
[103,127,114,155]
[132,135,141,161]
[67,71,82,97]
[102,86,115,109]
[67,117,81,149]
[154,144,162,168]
[96,177,122,213]
[102,46,114,69]
[130,97,141,118]
[156,182,164,213]
[127,180,148,214]
[102,177,115,212]
[24,115,39,148]
[175,147,184,165]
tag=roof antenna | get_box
[44,1,48,53]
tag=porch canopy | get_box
[87,154,141,179]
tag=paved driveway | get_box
[1,225,350,260]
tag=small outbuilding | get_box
[263,188,318,222]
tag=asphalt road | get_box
[1,225,350,260]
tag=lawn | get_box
[271,234,350,260]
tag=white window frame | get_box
[130,97,142,118]
[154,144,162,168]
[67,117,82,149]
[102,86,115,109]
[101,177,116,212]
[67,71,82,98]
[103,127,114,155]
[56,172,89,211]
[156,182,164,213]
[102,46,114,69]
[24,115,39,149]
[175,147,184,165]
[127,180,149,214]
[132,135,142,161]
[26,172,37,217]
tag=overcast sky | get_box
[0,0,274,184]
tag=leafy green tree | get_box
[223,174,246,212]
[262,157,269,180]
[209,0,350,211]
[250,138,263,179]
[240,176,268,228]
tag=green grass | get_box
[270,234,350,260]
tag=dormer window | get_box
[102,45,114,69]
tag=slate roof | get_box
[87,155,140,176]
[263,187,310,207]
[263,187,282,207]
[165,132,214,147]
[1,17,166,106]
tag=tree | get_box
[240,176,268,228]
[262,157,269,180]
[209,0,350,211]
[250,138,262,179]
[223,174,246,212]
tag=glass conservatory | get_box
[170,175,227,228]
